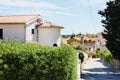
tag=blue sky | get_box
[0,0,108,35]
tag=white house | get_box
[0,14,63,46]
[81,37,106,52]
[37,22,63,46]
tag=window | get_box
[32,29,34,34]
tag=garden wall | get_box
[111,58,120,69]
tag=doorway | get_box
[0,29,3,39]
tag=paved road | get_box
[81,58,120,80]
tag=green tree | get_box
[98,0,120,59]
[76,33,82,37]
[91,34,98,38]
[70,33,75,38]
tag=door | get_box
[0,29,3,39]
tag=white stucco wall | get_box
[38,28,61,46]
[26,20,38,43]
[84,44,95,52]
[0,24,25,42]
[97,40,106,45]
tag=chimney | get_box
[81,37,84,44]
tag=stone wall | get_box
[111,58,120,69]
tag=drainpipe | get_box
[35,25,39,43]
[24,24,26,43]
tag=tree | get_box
[76,32,82,37]
[70,33,75,38]
[98,0,120,59]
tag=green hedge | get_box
[93,50,113,63]
[0,39,77,80]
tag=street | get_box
[81,58,120,80]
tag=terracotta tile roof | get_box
[0,14,40,23]
[82,37,106,41]
[67,37,80,44]
[73,38,80,41]
[38,22,64,29]
[92,37,106,41]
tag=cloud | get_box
[48,11,80,16]
[55,12,80,17]
[0,0,80,17]
[78,0,106,6]
[0,0,64,9]
[0,8,79,17]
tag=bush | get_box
[70,42,80,49]
[103,51,113,63]
[0,39,77,80]
[92,50,113,63]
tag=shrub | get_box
[103,51,113,63]
[0,39,77,80]
[92,50,113,63]
[70,42,80,49]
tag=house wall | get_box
[96,40,106,45]
[38,28,61,46]
[0,24,25,42]
[25,20,38,43]
[84,44,96,52]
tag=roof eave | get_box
[37,26,64,29]
[25,15,41,26]
[0,22,25,24]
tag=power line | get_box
[88,0,96,33]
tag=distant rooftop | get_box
[0,14,40,24]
